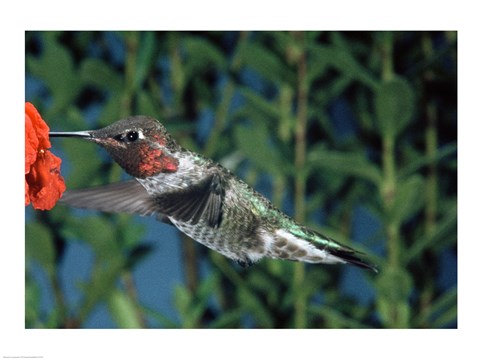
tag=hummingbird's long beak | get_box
[49,131,93,138]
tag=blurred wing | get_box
[153,173,225,228]
[60,180,159,217]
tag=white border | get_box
[2,1,477,358]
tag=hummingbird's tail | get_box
[272,227,378,272]
[323,245,378,272]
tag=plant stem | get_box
[418,32,439,327]
[181,233,200,294]
[380,33,403,328]
[383,133,399,267]
[380,31,399,269]
[122,32,139,117]
[203,31,248,158]
[163,33,202,316]
[114,33,148,328]
[423,34,438,237]
[381,32,394,81]
[183,32,248,323]
[203,81,235,158]
[121,271,147,327]
[292,31,308,329]
[51,270,70,327]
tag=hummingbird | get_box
[50,116,376,272]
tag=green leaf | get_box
[77,256,125,323]
[308,148,382,185]
[377,297,410,328]
[64,217,118,257]
[137,90,158,117]
[134,32,156,90]
[191,274,219,325]
[309,305,369,329]
[248,271,280,306]
[124,243,153,271]
[174,285,192,321]
[238,287,274,328]
[25,222,55,278]
[209,309,244,328]
[174,274,220,328]
[119,217,145,250]
[141,305,178,328]
[237,86,280,121]
[108,290,143,328]
[62,139,103,188]
[25,271,42,328]
[374,77,415,139]
[377,266,413,302]
[391,174,425,225]
[45,308,62,329]
[321,45,379,90]
[182,36,228,80]
[398,143,457,179]
[376,266,413,328]
[415,287,457,327]
[277,84,295,142]
[305,43,330,85]
[26,34,81,114]
[98,93,124,126]
[431,304,457,328]
[234,123,289,175]
[80,58,123,92]
[237,42,294,85]
[406,205,457,262]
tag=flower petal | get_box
[25,102,66,210]
[26,150,66,210]
[25,102,51,149]
[25,110,39,173]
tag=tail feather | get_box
[272,227,377,272]
[327,247,378,273]
[285,226,378,272]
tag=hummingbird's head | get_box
[50,116,180,178]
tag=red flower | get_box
[25,102,66,210]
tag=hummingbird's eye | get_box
[113,130,142,143]
[126,131,139,142]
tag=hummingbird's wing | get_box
[60,180,161,218]
[153,173,224,228]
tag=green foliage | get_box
[80,58,123,93]
[108,289,143,328]
[27,34,82,114]
[26,222,55,278]
[374,76,415,139]
[25,31,457,329]
[376,265,413,328]
[175,273,221,328]
[308,148,382,185]
[234,122,289,176]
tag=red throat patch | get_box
[138,147,178,177]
